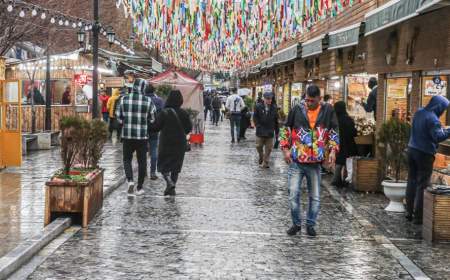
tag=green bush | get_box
[156,84,173,101]
[378,118,411,181]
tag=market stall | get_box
[150,70,204,144]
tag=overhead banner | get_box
[328,24,362,50]
[365,0,421,36]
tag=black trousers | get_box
[123,139,148,188]
[212,109,221,125]
[406,148,435,220]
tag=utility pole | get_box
[45,46,51,130]
[92,0,99,118]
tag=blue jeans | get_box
[230,114,241,141]
[102,112,109,123]
[149,137,158,174]
[287,162,321,226]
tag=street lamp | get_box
[77,28,86,46]
[106,27,116,46]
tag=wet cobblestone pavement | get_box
[17,123,449,279]
[0,142,124,259]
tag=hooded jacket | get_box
[408,95,450,155]
[280,102,339,163]
[107,89,121,118]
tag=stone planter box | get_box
[44,169,104,228]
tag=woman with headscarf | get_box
[332,101,358,187]
[150,90,192,196]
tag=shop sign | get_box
[74,74,92,86]
[0,57,5,81]
[424,76,447,96]
[417,0,450,13]
[328,24,362,50]
[272,44,301,65]
[387,78,408,99]
[365,0,421,36]
[302,35,327,58]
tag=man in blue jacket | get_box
[407,95,450,224]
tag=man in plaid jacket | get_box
[117,76,156,196]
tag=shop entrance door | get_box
[0,80,22,167]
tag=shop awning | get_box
[417,0,450,13]
[365,0,421,36]
[272,43,301,64]
[328,23,363,50]
[302,34,327,58]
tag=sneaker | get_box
[127,181,135,196]
[306,225,317,237]
[258,157,263,165]
[237,138,241,143]
[150,173,158,180]
[136,187,145,195]
[286,225,301,236]
[262,161,270,169]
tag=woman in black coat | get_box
[332,101,358,187]
[150,90,192,196]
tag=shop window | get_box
[291,83,303,107]
[326,77,344,105]
[385,78,411,121]
[283,83,290,114]
[345,74,376,120]
[421,75,448,125]
[21,79,71,105]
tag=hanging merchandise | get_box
[118,0,360,72]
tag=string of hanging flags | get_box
[116,0,361,72]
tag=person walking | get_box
[280,84,339,237]
[211,93,222,126]
[361,77,378,120]
[117,78,155,196]
[150,90,192,196]
[239,106,251,140]
[99,90,110,123]
[204,93,212,121]
[61,86,71,105]
[253,92,279,168]
[106,88,122,140]
[406,95,450,224]
[225,88,246,143]
[145,84,165,180]
[331,101,357,187]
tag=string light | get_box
[72,22,77,28]
[58,18,64,25]
[31,8,37,16]
[64,19,69,26]
[41,12,46,19]
[50,17,55,24]
[7,4,13,12]
[19,9,25,17]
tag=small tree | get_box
[378,118,411,182]
[60,116,85,175]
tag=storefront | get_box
[345,73,377,120]
[384,73,413,121]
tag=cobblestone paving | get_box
[0,142,124,259]
[24,123,423,279]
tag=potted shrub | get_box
[44,117,108,227]
[378,117,411,212]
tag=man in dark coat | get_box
[332,101,358,187]
[211,93,222,126]
[150,90,192,196]
[361,77,377,120]
[145,84,165,180]
[253,91,279,168]
[203,93,212,121]
[406,95,450,224]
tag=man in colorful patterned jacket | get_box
[280,84,339,237]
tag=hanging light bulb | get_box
[41,12,46,19]
[58,18,64,25]
[64,20,69,26]
[31,8,37,16]
[19,9,25,18]
[7,4,13,12]
[78,21,83,27]
[50,17,55,24]
[72,22,77,28]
